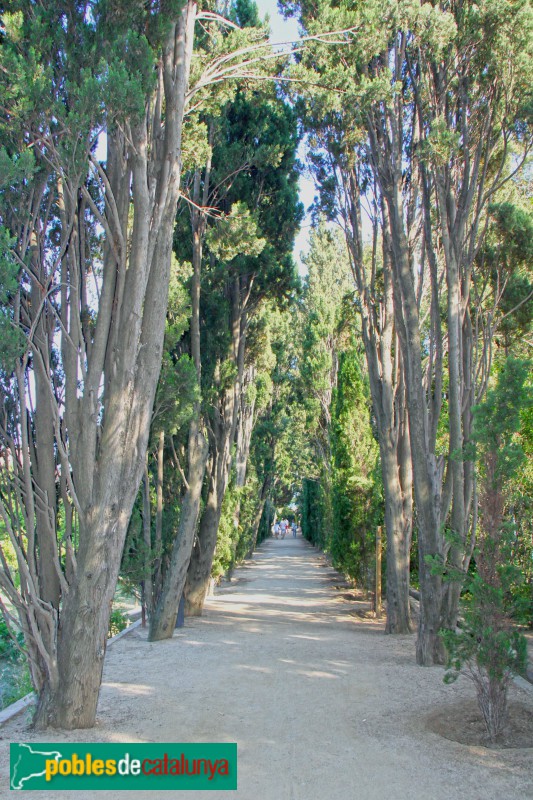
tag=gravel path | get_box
[1,535,532,799]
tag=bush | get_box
[108,608,129,638]
[0,618,32,709]
[0,617,23,661]
[440,358,531,743]
[441,562,527,742]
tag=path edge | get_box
[0,618,143,726]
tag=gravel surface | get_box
[1,535,532,799]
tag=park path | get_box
[1,535,532,799]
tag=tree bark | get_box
[246,472,272,558]
[381,390,413,635]
[142,462,153,618]
[147,147,212,640]
[31,2,197,729]
[153,429,165,596]
[184,277,247,615]
[32,305,61,611]
[149,421,208,640]
[235,365,256,490]
[232,363,256,533]
[385,195,444,663]
[344,169,413,634]
[184,465,221,616]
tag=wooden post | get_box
[375,526,382,618]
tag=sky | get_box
[256,0,301,43]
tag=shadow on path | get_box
[1,536,532,800]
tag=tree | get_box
[330,343,381,590]
[296,223,383,591]
[0,0,297,728]
[285,0,533,661]
[0,0,198,729]
[296,117,414,632]
[183,88,303,615]
[121,264,199,629]
[441,358,531,742]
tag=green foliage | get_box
[301,477,327,548]
[257,498,276,546]
[296,222,382,584]
[107,607,129,638]
[0,617,23,662]
[0,660,32,710]
[510,367,533,626]
[212,484,241,580]
[440,612,526,682]
[206,202,266,262]
[206,88,303,296]
[0,227,25,371]
[480,202,533,348]
[0,617,31,710]
[120,504,156,592]
[470,357,531,486]
[330,347,381,586]
[441,357,531,742]
[217,466,276,570]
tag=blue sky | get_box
[255,0,301,43]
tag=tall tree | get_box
[286,0,533,661]
[0,0,292,727]
[0,0,197,728]
[184,89,303,614]
[297,222,384,593]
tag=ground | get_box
[1,536,532,799]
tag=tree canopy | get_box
[0,0,531,732]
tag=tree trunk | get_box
[232,364,256,533]
[33,348,61,610]
[184,469,221,615]
[149,421,208,640]
[345,170,413,634]
[383,193,444,664]
[381,401,413,635]
[153,429,165,596]
[246,472,272,558]
[148,144,212,637]
[235,366,256,489]
[31,3,197,728]
[33,499,133,728]
[184,276,247,615]
[30,244,61,611]
[142,462,153,618]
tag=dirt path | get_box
[1,536,532,799]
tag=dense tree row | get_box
[0,0,302,729]
[282,0,533,663]
[0,0,531,738]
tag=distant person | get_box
[273,522,280,538]
[292,521,297,538]
[280,519,287,538]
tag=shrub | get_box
[108,608,129,638]
[441,358,531,743]
[0,618,32,709]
